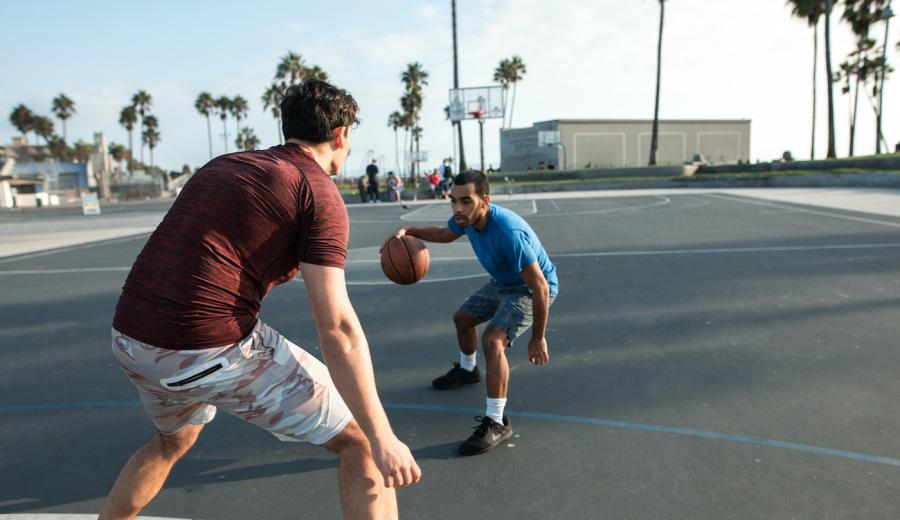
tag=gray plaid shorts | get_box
[461,283,556,346]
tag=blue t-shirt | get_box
[448,205,558,296]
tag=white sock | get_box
[459,351,477,372]
[485,397,507,424]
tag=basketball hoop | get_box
[469,110,485,120]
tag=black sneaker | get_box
[432,362,481,390]
[459,416,513,456]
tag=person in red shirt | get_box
[100,79,420,520]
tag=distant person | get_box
[366,159,380,203]
[356,174,367,203]
[537,161,546,171]
[382,170,558,456]
[100,79,420,520]
[547,163,555,170]
[427,169,440,198]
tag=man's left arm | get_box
[521,262,550,366]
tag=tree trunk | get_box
[824,0,837,158]
[206,115,213,159]
[509,83,518,128]
[62,119,68,144]
[127,130,133,175]
[649,0,665,166]
[811,23,818,160]
[876,13,891,154]
[394,129,400,177]
[222,118,229,153]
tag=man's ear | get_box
[482,194,490,207]
[334,126,349,148]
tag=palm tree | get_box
[235,127,260,151]
[131,90,153,163]
[276,52,306,86]
[262,83,284,144]
[32,116,55,145]
[119,106,137,173]
[51,94,76,144]
[230,95,249,140]
[401,63,429,177]
[824,0,837,158]
[649,0,666,166]
[214,96,232,153]
[388,111,403,175]
[302,65,329,82]
[9,104,35,140]
[142,127,161,173]
[788,0,825,159]
[505,56,527,128]
[195,92,215,159]
[493,58,513,128]
[108,143,129,173]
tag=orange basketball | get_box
[381,235,430,285]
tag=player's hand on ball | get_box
[528,337,549,366]
[371,435,421,488]
[380,227,406,253]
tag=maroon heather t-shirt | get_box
[112,144,348,350]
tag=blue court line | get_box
[4,399,900,468]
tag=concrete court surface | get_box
[2,188,900,519]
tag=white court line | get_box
[529,196,671,218]
[705,193,900,230]
[398,204,434,221]
[0,234,150,264]
[550,199,561,212]
[5,242,900,277]
[0,516,192,520]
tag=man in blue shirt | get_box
[384,170,558,455]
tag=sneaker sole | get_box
[458,428,514,456]
[431,378,481,390]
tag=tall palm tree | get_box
[51,94,76,144]
[235,127,260,151]
[788,0,825,159]
[401,63,428,177]
[451,0,467,170]
[824,0,837,158]
[505,56,527,128]
[648,0,666,166]
[276,52,306,86]
[195,92,215,159]
[9,104,34,140]
[119,105,137,172]
[214,96,232,153]
[388,111,403,175]
[131,90,153,163]
[143,127,161,181]
[230,95,249,140]
[493,58,513,128]
[262,83,284,144]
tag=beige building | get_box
[500,119,751,172]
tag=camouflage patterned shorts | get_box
[111,321,352,445]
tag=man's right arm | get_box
[382,226,460,251]
[300,262,421,488]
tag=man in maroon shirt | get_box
[100,79,420,520]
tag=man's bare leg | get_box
[323,420,398,520]
[99,423,204,520]
[453,309,483,356]
[482,327,510,398]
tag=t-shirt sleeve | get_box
[297,176,349,268]
[447,215,464,236]
[505,230,538,274]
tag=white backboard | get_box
[538,130,561,146]
[448,86,505,122]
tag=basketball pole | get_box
[478,117,485,173]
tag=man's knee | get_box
[453,309,479,331]
[481,328,507,355]
[322,420,369,456]
[156,424,203,459]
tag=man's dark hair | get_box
[453,169,490,197]
[281,79,360,143]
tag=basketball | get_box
[381,235,430,285]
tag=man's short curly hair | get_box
[453,170,490,197]
[281,79,360,144]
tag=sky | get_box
[1,0,898,178]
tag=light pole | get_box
[451,0,467,170]
[876,4,893,154]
